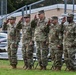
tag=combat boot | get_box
[43,66,46,70]
[11,65,17,69]
[55,67,61,71]
[23,66,28,70]
[27,66,32,70]
[40,66,43,70]
[68,67,75,71]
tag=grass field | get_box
[0,60,76,75]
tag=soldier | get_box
[34,10,50,70]
[49,16,63,71]
[63,14,76,71]
[18,14,34,70]
[2,17,21,69]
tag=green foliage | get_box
[7,0,39,13]
[7,0,76,13]
[7,0,16,13]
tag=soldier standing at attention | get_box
[34,10,50,70]
[2,17,20,69]
[18,14,34,70]
[49,16,63,71]
[63,14,76,71]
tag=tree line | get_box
[7,0,76,13]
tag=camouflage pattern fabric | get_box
[36,41,49,67]
[21,22,34,69]
[64,22,76,70]
[49,24,63,70]
[3,23,20,66]
[34,17,49,68]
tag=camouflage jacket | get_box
[64,22,76,47]
[17,19,37,41]
[3,23,20,42]
[49,23,63,46]
[22,22,32,43]
[34,17,49,41]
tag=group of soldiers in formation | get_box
[2,10,76,71]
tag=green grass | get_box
[0,60,76,75]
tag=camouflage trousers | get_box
[22,41,34,68]
[49,43,63,69]
[7,40,19,66]
[64,46,76,70]
[36,41,49,67]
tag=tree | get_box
[7,0,16,13]
[7,0,39,13]
[7,0,76,13]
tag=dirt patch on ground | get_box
[0,66,10,68]
[0,65,23,69]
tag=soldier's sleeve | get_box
[62,24,66,37]
[73,26,76,45]
[58,25,63,48]
[45,19,51,43]
[46,24,50,33]
[44,18,50,33]
[2,22,8,30]
[31,19,38,41]
[49,27,54,45]
[29,27,34,45]
[16,21,22,29]
[31,19,37,29]
[63,24,67,49]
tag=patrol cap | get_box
[38,10,45,15]
[67,14,74,18]
[9,16,16,20]
[51,16,58,20]
[24,14,30,18]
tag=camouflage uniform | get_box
[2,17,20,68]
[49,22,63,70]
[22,22,33,69]
[34,16,49,69]
[64,21,76,70]
[18,14,34,69]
